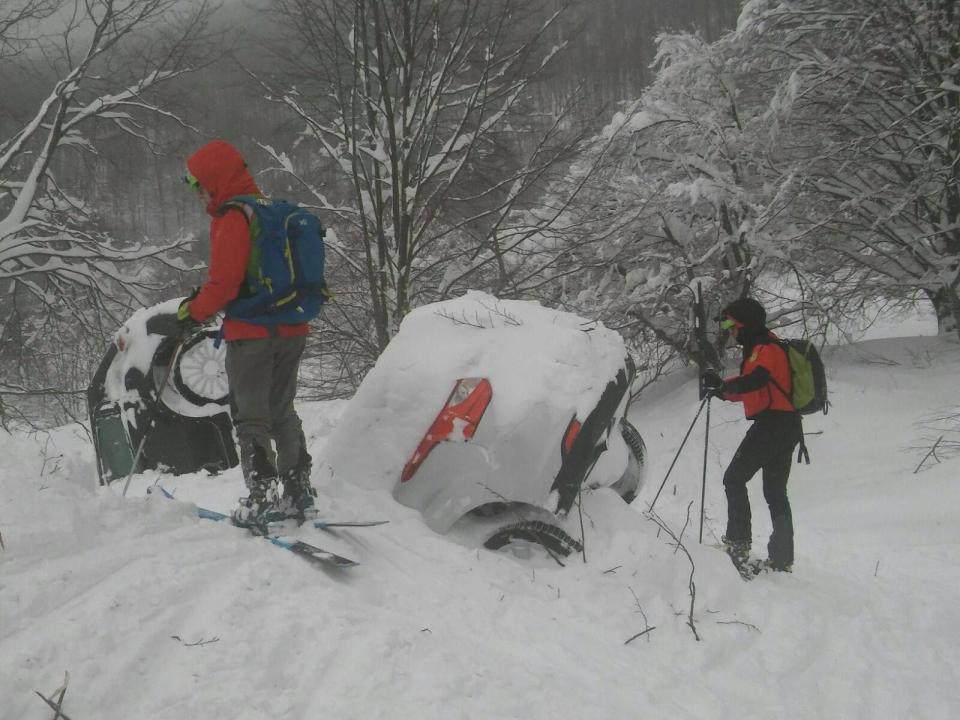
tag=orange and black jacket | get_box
[185,140,309,342]
[720,333,794,419]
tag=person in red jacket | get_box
[179,139,316,526]
[701,297,801,572]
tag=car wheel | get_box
[610,418,646,504]
[483,520,583,558]
[172,330,230,407]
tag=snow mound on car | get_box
[321,291,627,493]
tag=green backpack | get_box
[775,339,828,415]
[770,338,828,464]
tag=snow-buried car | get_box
[87,299,238,485]
[322,291,646,557]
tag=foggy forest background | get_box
[2,0,957,431]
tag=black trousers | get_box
[722,412,802,566]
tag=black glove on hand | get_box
[700,369,724,399]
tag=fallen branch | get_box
[913,435,944,474]
[624,626,657,645]
[716,620,760,632]
[171,635,220,647]
[35,671,72,720]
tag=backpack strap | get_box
[219,195,260,221]
[767,341,796,410]
[796,417,810,464]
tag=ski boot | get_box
[763,558,793,573]
[232,475,281,529]
[721,536,762,580]
[279,449,318,523]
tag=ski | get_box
[314,519,389,529]
[261,535,358,569]
[151,486,358,568]
[266,518,389,534]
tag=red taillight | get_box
[400,377,492,483]
[562,416,581,457]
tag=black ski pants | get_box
[722,412,802,567]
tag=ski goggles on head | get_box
[720,316,742,331]
[183,172,201,191]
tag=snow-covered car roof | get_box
[322,291,629,495]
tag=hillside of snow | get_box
[2,334,960,719]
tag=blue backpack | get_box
[222,195,329,326]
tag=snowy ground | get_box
[2,333,960,719]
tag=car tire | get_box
[172,330,230,407]
[611,418,646,504]
[483,520,583,557]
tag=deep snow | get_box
[2,331,960,719]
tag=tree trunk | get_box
[927,286,960,339]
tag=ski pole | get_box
[121,337,185,498]
[698,397,711,544]
[648,397,708,512]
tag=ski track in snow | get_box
[2,336,960,718]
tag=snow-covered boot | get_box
[763,558,793,573]
[233,444,281,528]
[720,535,753,573]
[280,448,317,521]
[721,535,750,561]
[232,475,280,528]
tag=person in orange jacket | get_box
[178,139,316,526]
[701,297,801,572]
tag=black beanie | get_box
[721,297,766,330]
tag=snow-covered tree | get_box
[259,0,590,359]
[562,29,785,369]
[739,0,960,337]
[0,0,215,425]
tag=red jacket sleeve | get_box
[188,209,250,322]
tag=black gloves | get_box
[700,369,724,399]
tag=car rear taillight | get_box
[562,416,581,457]
[400,377,492,484]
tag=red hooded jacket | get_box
[185,140,309,341]
[722,333,794,419]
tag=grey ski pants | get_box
[225,334,307,487]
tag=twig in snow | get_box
[644,504,701,641]
[624,626,657,645]
[716,620,760,632]
[603,565,621,574]
[577,486,587,564]
[435,309,489,329]
[35,671,72,720]
[171,635,220,647]
[913,435,944,473]
[477,300,522,326]
[624,587,654,645]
